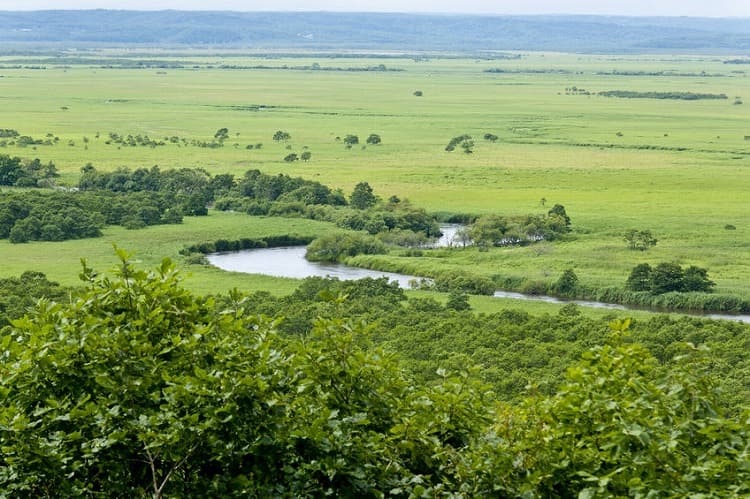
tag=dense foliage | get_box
[215,171,441,239]
[79,164,215,215]
[305,232,387,263]
[231,275,750,408]
[470,206,570,247]
[0,190,104,242]
[1,256,749,496]
[626,262,715,294]
[0,189,182,243]
[0,154,58,187]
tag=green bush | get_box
[306,232,387,263]
[433,271,495,295]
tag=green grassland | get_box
[0,51,748,310]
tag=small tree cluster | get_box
[624,229,657,251]
[626,262,715,294]
[470,206,570,247]
[445,134,473,153]
[272,130,291,141]
[213,127,229,142]
[305,232,387,262]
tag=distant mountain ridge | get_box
[0,11,749,53]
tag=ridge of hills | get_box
[0,11,749,53]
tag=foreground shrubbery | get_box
[1,255,749,496]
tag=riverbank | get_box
[207,245,750,324]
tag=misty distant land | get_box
[0,11,749,54]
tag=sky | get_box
[1,1,749,17]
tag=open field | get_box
[1,51,749,310]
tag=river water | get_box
[207,246,420,288]
[206,228,750,324]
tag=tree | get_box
[650,262,684,294]
[682,265,715,292]
[624,229,657,251]
[272,130,291,142]
[350,181,377,210]
[547,204,571,226]
[283,153,298,162]
[213,127,229,141]
[446,290,471,311]
[556,268,579,296]
[625,263,653,291]
[300,151,312,162]
[366,134,381,145]
[343,134,359,146]
[413,90,423,96]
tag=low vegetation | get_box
[598,90,728,100]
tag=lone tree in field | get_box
[300,151,311,162]
[350,181,377,209]
[366,134,382,145]
[283,153,298,162]
[214,127,229,142]
[624,229,657,251]
[343,135,359,146]
[273,130,291,142]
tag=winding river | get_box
[207,226,750,324]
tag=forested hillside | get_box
[1,11,749,53]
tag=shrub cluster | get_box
[444,134,473,152]
[305,232,387,263]
[626,262,715,294]
[470,204,570,247]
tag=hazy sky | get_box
[2,1,749,17]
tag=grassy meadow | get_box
[1,51,749,311]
